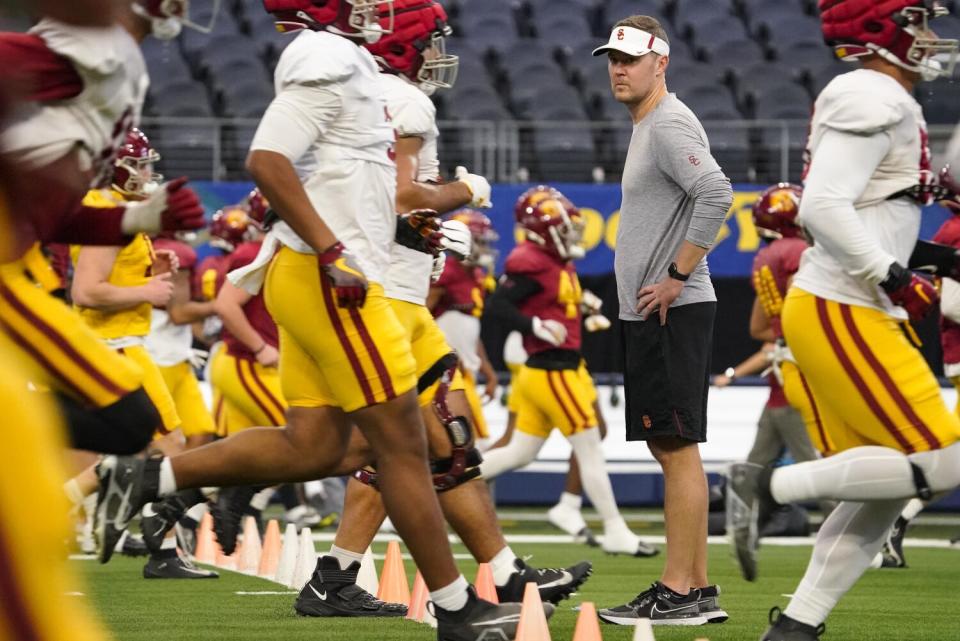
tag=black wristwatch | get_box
[668,262,690,282]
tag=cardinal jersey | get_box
[434,258,486,374]
[72,190,154,341]
[1,18,146,188]
[145,238,196,367]
[381,73,440,305]
[222,241,278,360]
[505,243,582,356]
[251,29,396,286]
[934,217,960,373]
[751,237,808,340]
[195,253,230,302]
[793,69,929,317]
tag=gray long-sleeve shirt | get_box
[615,93,733,321]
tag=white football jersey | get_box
[145,308,193,367]
[255,30,397,285]
[380,73,441,305]
[793,69,928,317]
[1,18,147,189]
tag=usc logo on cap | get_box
[616,28,625,40]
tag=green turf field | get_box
[76,537,960,641]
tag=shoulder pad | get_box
[505,244,549,275]
[81,189,122,208]
[275,30,361,88]
[384,77,435,138]
[31,19,133,76]
[816,70,910,135]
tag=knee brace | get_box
[352,466,379,490]
[430,447,483,492]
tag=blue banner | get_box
[193,182,954,277]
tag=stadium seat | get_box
[601,0,670,31]
[666,63,726,97]
[200,47,271,87]
[676,85,743,121]
[148,81,214,118]
[505,62,573,118]
[142,40,194,87]
[917,79,960,124]
[701,39,767,77]
[675,1,737,42]
[777,41,838,76]
[750,7,822,46]
[752,83,812,120]
[459,14,519,56]
[532,13,593,48]
[688,17,753,56]
[808,62,850,95]
[733,62,802,109]
[446,85,513,121]
[531,125,597,182]
[179,16,242,67]
[151,122,219,180]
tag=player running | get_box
[726,2,960,638]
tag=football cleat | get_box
[601,529,659,558]
[175,521,197,557]
[140,495,190,553]
[726,462,769,582]
[116,532,149,558]
[697,585,729,623]
[495,558,592,604]
[294,556,407,618]
[434,585,553,641]
[880,515,909,568]
[760,607,824,640]
[598,582,706,626]
[210,485,258,555]
[95,456,158,564]
[143,554,219,579]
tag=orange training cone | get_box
[258,519,282,579]
[194,511,216,564]
[406,570,429,622]
[376,540,411,606]
[240,516,262,574]
[572,602,603,641]
[515,582,551,641]
[474,563,499,604]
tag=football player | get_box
[725,2,960,638]
[94,2,548,637]
[291,1,590,618]
[72,128,217,579]
[479,188,666,566]
[0,1,206,459]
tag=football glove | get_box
[317,242,368,308]
[584,313,611,332]
[580,289,603,315]
[396,209,443,256]
[431,252,446,283]
[440,219,471,261]
[880,262,938,322]
[531,316,567,346]
[121,177,205,234]
[188,348,209,370]
[455,166,492,209]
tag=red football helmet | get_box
[264,0,394,42]
[820,0,959,80]
[446,208,498,268]
[131,0,219,39]
[515,187,584,260]
[244,188,270,227]
[210,205,254,251]
[753,183,804,240]
[365,0,458,94]
[113,128,163,199]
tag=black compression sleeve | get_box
[484,273,542,334]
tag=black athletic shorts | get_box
[621,301,716,443]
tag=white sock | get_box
[900,497,925,521]
[567,428,621,523]
[161,533,177,550]
[785,499,905,627]
[158,458,178,496]
[771,442,960,504]
[186,503,208,523]
[557,491,582,511]
[430,575,470,612]
[249,487,274,511]
[64,479,85,507]
[82,492,97,519]
[489,546,519,587]
[328,545,363,571]
[478,432,544,479]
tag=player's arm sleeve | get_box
[249,84,342,162]
[0,33,83,101]
[653,116,733,249]
[484,273,543,333]
[799,127,895,284]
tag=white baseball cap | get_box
[592,25,670,57]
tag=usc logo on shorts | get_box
[642,415,652,429]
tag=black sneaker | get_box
[495,558,592,604]
[880,515,909,568]
[760,607,825,640]
[697,585,728,623]
[598,582,706,626]
[117,532,149,558]
[211,485,258,555]
[143,554,219,579]
[294,556,407,617]
[726,462,775,582]
[95,456,160,564]
[434,585,554,641]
